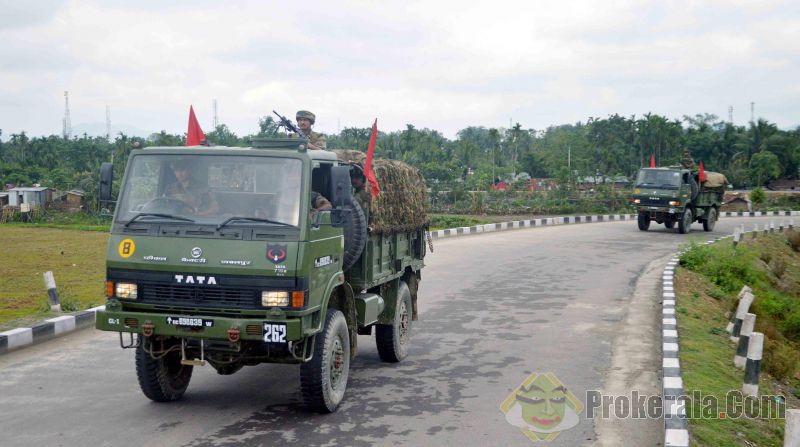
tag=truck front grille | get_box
[138,284,258,309]
[640,198,666,206]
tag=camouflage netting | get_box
[335,149,366,165]
[335,150,428,234]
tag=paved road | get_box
[0,216,782,446]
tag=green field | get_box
[0,226,108,329]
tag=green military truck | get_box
[631,167,727,234]
[95,138,428,413]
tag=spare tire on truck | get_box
[341,203,366,271]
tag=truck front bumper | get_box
[95,309,304,342]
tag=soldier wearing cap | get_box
[681,148,695,170]
[293,110,327,150]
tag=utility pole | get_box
[728,105,733,123]
[750,102,755,123]
[106,105,111,140]
[213,99,219,128]
[62,91,72,139]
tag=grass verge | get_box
[676,232,800,446]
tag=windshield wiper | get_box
[125,213,196,227]
[216,216,292,231]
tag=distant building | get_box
[577,175,631,190]
[722,193,752,212]
[51,189,86,212]
[527,178,557,192]
[8,187,51,208]
[766,179,800,191]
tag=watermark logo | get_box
[500,372,583,442]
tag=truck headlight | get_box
[262,291,289,307]
[669,201,680,206]
[116,282,138,299]
[633,199,641,204]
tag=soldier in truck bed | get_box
[292,110,327,150]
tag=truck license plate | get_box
[166,316,214,328]
[263,323,287,343]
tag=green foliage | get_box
[3,113,800,213]
[749,150,782,186]
[762,338,799,380]
[428,214,487,230]
[749,187,765,206]
[680,242,764,293]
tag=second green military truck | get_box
[631,166,727,234]
[95,138,428,412]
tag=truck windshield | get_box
[116,154,303,227]
[635,169,681,190]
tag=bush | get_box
[749,187,766,207]
[787,229,800,252]
[771,257,787,278]
[428,215,484,230]
[762,338,799,381]
[679,242,711,270]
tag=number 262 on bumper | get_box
[263,323,286,343]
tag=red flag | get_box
[186,105,207,146]
[650,152,656,168]
[699,161,705,183]
[364,119,380,199]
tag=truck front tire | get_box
[679,209,693,234]
[637,213,650,231]
[376,281,412,363]
[300,309,350,413]
[135,338,193,402]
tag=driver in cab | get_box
[166,160,219,216]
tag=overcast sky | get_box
[1,0,799,140]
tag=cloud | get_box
[0,0,799,138]
[0,0,66,30]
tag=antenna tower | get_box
[750,102,755,123]
[106,105,111,139]
[62,91,72,139]
[728,106,733,123]
[213,99,219,128]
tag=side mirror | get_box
[330,208,348,228]
[329,165,353,208]
[99,162,114,202]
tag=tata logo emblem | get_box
[267,244,287,264]
[191,247,203,259]
[174,275,217,285]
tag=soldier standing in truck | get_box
[294,110,327,150]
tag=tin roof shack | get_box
[721,192,751,212]
[0,192,8,207]
[8,187,52,208]
[51,189,85,212]
[766,179,800,191]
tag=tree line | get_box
[1,113,797,206]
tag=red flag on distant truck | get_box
[186,105,207,146]
[650,152,656,168]
[364,119,380,198]
[699,160,705,183]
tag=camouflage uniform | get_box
[681,149,695,169]
[292,110,327,150]
[310,191,331,210]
